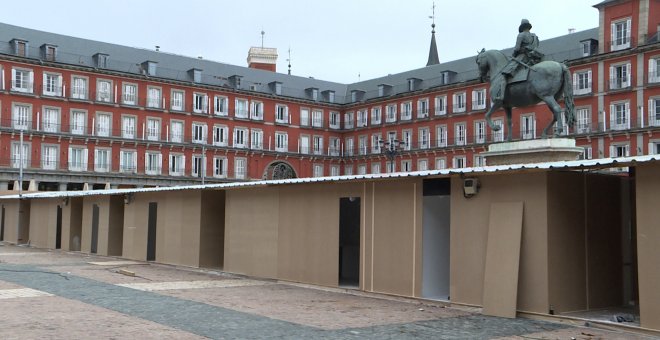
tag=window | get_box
[474,155,486,167]
[329,111,340,129]
[192,69,202,83]
[358,135,368,155]
[12,68,33,93]
[581,41,592,57]
[418,127,430,149]
[475,121,486,144]
[435,96,447,116]
[453,92,466,113]
[145,152,162,175]
[493,119,504,142]
[250,129,263,150]
[193,93,208,114]
[611,18,631,51]
[471,89,486,110]
[435,157,447,170]
[401,102,412,120]
[371,134,382,154]
[357,109,368,127]
[344,165,353,176]
[192,123,207,144]
[402,130,412,150]
[121,116,136,139]
[610,144,630,158]
[576,108,591,133]
[146,118,160,141]
[386,104,397,123]
[313,136,324,155]
[357,164,367,175]
[13,40,27,57]
[371,162,381,174]
[235,99,248,118]
[313,164,324,177]
[300,135,310,154]
[71,76,87,99]
[401,160,412,172]
[387,160,396,173]
[610,63,631,90]
[171,90,184,111]
[42,145,58,170]
[300,108,310,126]
[329,137,340,156]
[345,138,354,157]
[417,99,429,118]
[213,157,227,178]
[170,121,184,143]
[213,125,228,146]
[42,72,62,96]
[648,141,660,155]
[44,45,56,61]
[233,127,247,148]
[276,104,289,124]
[11,142,30,168]
[275,132,288,152]
[12,104,31,130]
[169,154,185,176]
[214,96,228,116]
[330,165,340,177]
[452,156,466,168]
[68,147,88,171]
[455,123,466,146]
[122,83,137,105]
[94,148,110,172]
[312,109,323,127]
[70,110,86,135]
[344,112,354,129]
[42,107,59,133]
[96,112,111,137]
[580,146,593,160]
[95,53,108,69]
[418,159,428,171]
[250,101,264,120]
[650,98,660,126]
[573,70,592,95]
[192,155,204,177]
[96,79,113,102]
[609,102,630,130]
[235,158,247,179]
[649,57,660,83]
[521,114,536,139]
[147,87,162,109]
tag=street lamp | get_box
[378,139,406,172]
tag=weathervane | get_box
[287,47,292,75]
[429,1,436,33]
[261,29,265,48]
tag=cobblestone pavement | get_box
[0,244,654,339]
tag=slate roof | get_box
[0,21,597,105]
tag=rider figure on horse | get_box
[493,19,545,103]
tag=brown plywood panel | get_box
[199,190,225,269]
[482,201,524,318]
[28,199,59,249]
[635,162,660,330]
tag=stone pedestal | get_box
[481,138,583,166]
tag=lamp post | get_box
[378,139,406,172]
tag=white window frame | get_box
[434,95,447,116]
[436,125,447,147]
[170,120,184,143]
[300,108,310,126]
[313,136,324,155]
[146,118,160,141]
[122,83,137,105]
[235,157,247,179]
[576,108,591,133]
[235,99,248,118]
[609,102,630,130]
[371,134,382,154]
[193,92,208,114]
[609,143,630,158]
[610,63,632,90]
[12,104,31,130]
[357,109,368,127]
[42,107,60,133]
[435,157,447,170]
[94,148,110,173]
[312,109,323,128]
[313,164,324,178]
[345,137,354,157]
[192,123,208,144]
[71,76,87,100]
[344,112,354,129]
[610,18,631,51]
[300,135,310,155]
[96,79,113,103]
[42,72,62,97]
[357,164,367,175]
[417,98,429,118]
[96,112,111,137]
[233,127,248,148]
[121,115,136,139]
[213,156,228,178]
[649,57,660,84]
[386,104,397,123]
[147,87,162,109]
[401,102,412,120]
[471,89,487,110]
[417,159,428,171]
[214,95,228,116]
[573,70,592,95]
[145,152,162,175]
[275,132,288,152]
[452,156,466,169]
[649,97,660,127]
[70,110,86,135]
[250,129,263,150]
[521,114,537,139]
[276,104,289,124]
[171,90,184,111]
[68,147,88,172]
[475,121,487,144]
[119,150,137,173]
[169,153,185,176]
[493,119,504,142]
[213,125,228,146]
[250,101,264,120]
[12,68,34,93]
[329,111,340,129]
[42,144,58,170]
[418,127,430,149]
[453,92,466,113]
[11,142,30,169]
[455,123,466,146]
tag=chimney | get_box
[247,47,278,72]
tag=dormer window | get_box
[378,84,392,97]
[269,81,282,95]
[440,71,456,85]
[11,39,28,57]
[41,44,57,61]
[350,90,365,103]
[229,75,242,89]
[94,53,109,69]
[407,78,421,91]
[143,61,157,76]
[189,68,203,83]
[322,90,335,103]
[611,18,631,51]
[580,39,597,57]
[306,87,319,101]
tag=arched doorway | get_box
[263,161,297,180]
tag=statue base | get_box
[481,138,583,166]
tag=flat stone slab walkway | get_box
[0,244,652,339]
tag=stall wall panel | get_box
[450,172,549,313]
[199,190,226,269]
[61,197,83,251]
[107,196,124,257]
[635,162,660,330]
[224,188,279,279]
[370,179,422,297]
[28,199,59,249]
[81,196,110,255]
[122,192,160,261]
[157,190,202,267]
[277,183,362,287]
[547,172,587,314]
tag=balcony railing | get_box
[609,77,632,90]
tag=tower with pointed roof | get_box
[426,2,439,66]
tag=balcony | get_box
[608,36,634,52]
[573,82,593,96]
[609,77,632,91]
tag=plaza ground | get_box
[0,243,654,339]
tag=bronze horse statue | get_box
[475,49,575,140]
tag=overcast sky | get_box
[0,1,599,83]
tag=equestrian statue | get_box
[476,19,575,141]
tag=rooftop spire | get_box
[426,2,439,66]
